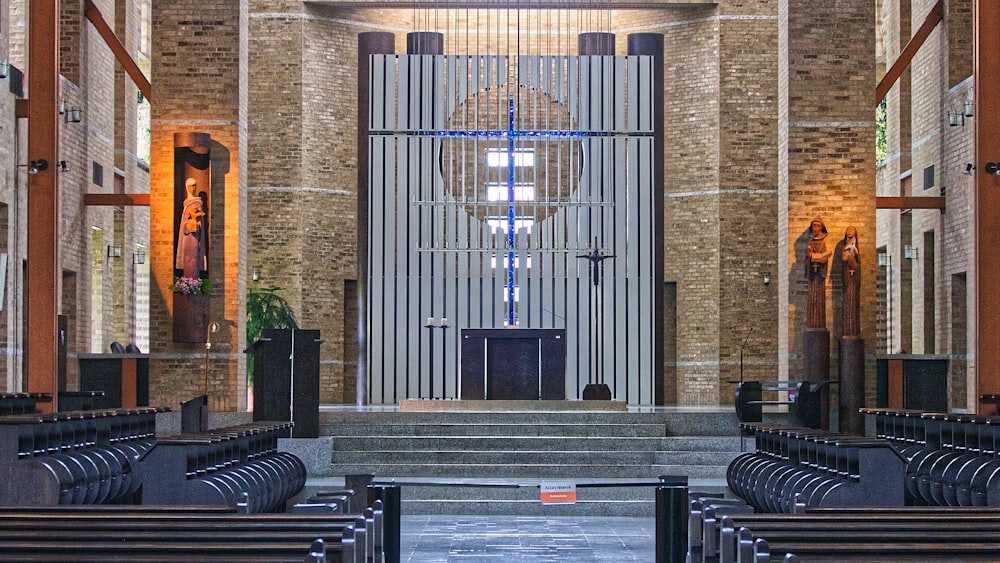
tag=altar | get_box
[460,328,566,400]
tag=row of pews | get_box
[703,408,1000,561]
[0,404,398,561]
[0,502,387,562]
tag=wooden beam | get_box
[875,0,944,106]
[83,193,150,206]
[875,196,946,210]
[84,0,151,102]
[26,0,60,412]
[976,0,1000,413]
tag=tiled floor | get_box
[400,515,657,562]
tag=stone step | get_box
[328,435,740,452]
[318,409,740,436]
[323,463,731,479]
[331,449,738,467]
[323,423,668,438]
[296,476,732,516]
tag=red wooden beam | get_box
[875,196,946,211]
[976,0,1000,413]
[84,0,151,102]
[26,0,60,412]
[875,0,944,106]
[83,193,150,206]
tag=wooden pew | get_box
[0,505,386,562]
[714,508,1000,562]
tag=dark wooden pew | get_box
[714,508,1000,562]
[0,505,385,562]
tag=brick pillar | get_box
[779,0,876,427]
[149,2,247,411]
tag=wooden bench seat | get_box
[714,509,1000,562]
[0,506,386,563]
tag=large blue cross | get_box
[435,98,603,326]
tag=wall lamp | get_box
[762,272,770,286]
[985,162,1000,175]
[59,99,82,123]
[948,109,966,127]
[133,250,146,265]
[57,160,69,172]
[963,163,976,176]
[0,60,8,79]
[904,245,917,260]
[107,244,122,258]
[28,159,48,174]
[251,268,260,282]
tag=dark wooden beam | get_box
[875,196,946,210]
[976,0,1000,413]
[26,0,60,412]
[83,193,150,206]
[875,0,943,106]
[84,0,151,101]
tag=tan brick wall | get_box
[779,0,878,408]
[149,0,247,411]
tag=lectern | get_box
[249,329,322,438]
[460,328,566,400]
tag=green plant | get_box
[876,98,887,167]
[169,276,212,294]
[246,286,299,386]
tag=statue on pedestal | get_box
[805,218,832,329]
[841,226,861,337]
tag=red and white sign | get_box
[540,481,577,504]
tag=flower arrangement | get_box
[170,276,212,295]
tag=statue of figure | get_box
[805,218,832,329]
[841,226,861,336]
[175,178,207,279]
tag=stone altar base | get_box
[398,399,627,412]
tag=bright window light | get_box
[490,254,533,269]
[485,148,535,168]
[486,183,536,202]
[486,217,534,234]
[502,286,521,303]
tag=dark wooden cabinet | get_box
[460,329,566,400]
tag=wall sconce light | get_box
[28,159,48,174]
[251,268,260,282]
[107,244,122,258]
[58,99,65,115]
[965,99,975,117]
[133,251,146,265]
[0,61,8,79]
[762,272,770,286]
[65,108,82,123]
[948,110,965,127]
[985,162,1000,175]
[57,160,69,172]
[963,163,976,176]
[903,245,917,260]
[877,252,889,267]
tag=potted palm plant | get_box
[246,286,298,408]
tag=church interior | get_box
[0,0,997,561]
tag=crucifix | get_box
[578,238,614,399]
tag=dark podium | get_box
[249,328,322,438]
[460,328,566,400]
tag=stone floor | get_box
[400,515,656,562]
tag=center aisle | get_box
[400,515,657,562]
